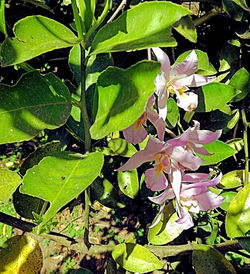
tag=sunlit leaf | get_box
[90,61,160,139]
[1,15,80,66]
[226,138,244,152]
[220,192,237,211]
[118,169,139,199]
[20,151,104,232]
[148,202,183,245]
[229,68,250,102]
[166,98,179,128]
[226,183,250,238]
[0,0,6,35]
[218,170,247,189]
[173,15,197,43]
[198,141,236,166]
[108,138,137,157]
[0,71,71,145]
[0,235,43,273]
[192,245,236,274]
[112,243,163,273]
[0,169,22,203]
[90,2,191,55]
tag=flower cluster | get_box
[119,48,224,229]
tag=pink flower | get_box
[149,173,224,230]
[123,96,165,144]
[167,120,222,156]
[117,136,203,192]
[153,48,215,118]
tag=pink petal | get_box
[146,95,155,107]
[169,167,182,203]
[190,129,222,145]
[174,74,215,88]
[176,206,194,230]
[152,47,170,78]
[196,191,224,211]
[147,109,165,141]
[149,188,175,204]
[170,50,198,81]
[190,143,212,156]
[171,146,204,171]
[123,122,147,145]
[149,204,165,228]
[145,168,168,191]
[182,172,211,183]
[176,91,198,112]
[166,128,191,147]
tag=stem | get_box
[83,188,91,248]
[71,0,84,40]
[194,8,221,27]
[184,111,195,123]
[39,201,49,216]
[241,109,249,185]
[108,0,127,23]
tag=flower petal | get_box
[169,167,182,203]
[145,168,168,191]
[147,109,165,141]
[196,191,224,211]
[176,91,198,112]
[123,122,147,145]
[170,50,198,81]
[182,172,211,183]
[176,206,194,230]
[149,188,175,204]
[152,47,170,78]
[190,129,222,145]
[166,127,191,147]
[174,74,215,88]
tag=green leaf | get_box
[0,169,22,203]
[192,246,236,274]
[1,15,80,66]
[0,235,43,273]
[238,237,250,252]
[227,109,239,129]
[173,15,197,43]
[174,49,217,76]
[0,71,71,145]
[233,0,249,11]
[118,169,139,199]
[90,2,191,55]
[90,61,160,139]
[220,192,238,211]
[166,98,179,128]
[196,83,239,112]
[223,0,244,21]
[226,183,250,238]
[91,177,125,209]
[108,138,137,157]
[112,243,163,273]
[218,170,247,189]
[0,0,6,35]
[199,141,236,166]
[229,68,250,102]
[148,202,183,245]
[20,151,104,231]
[227,138,244,152]
[69,45,81,85]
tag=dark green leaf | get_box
[108,138,137,157]
[166,98,179,128]
[0,71,71,144]
[173,15,197,43]
[1,15,80,66]
[90,61,160,139]
[90,2,191,55]
[238,237,250,252]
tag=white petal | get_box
[176,92,198,112]
[152,47,170,78]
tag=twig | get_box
[108,0,127,23]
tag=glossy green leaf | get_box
[90,61,160,139]
[218,170,247,189]
[112,243,163,273]
[0,235,43,273]
[0,0,6,35]
[0,71,71,145]
[0,169,22,203]
[20,151,104,231]
[174,49,217,76]
[220,192,237,211]
[69,45,81,85]
[173,15,197,43]
[108,138,137,157]
[223,0,244,21]
[226,183,250,238]
[90,2,191,55]
[196,83,238,112]
[166,98,179,128]
[91,177,125,209]
[148,202,183,245]
[227,138,244,152]
[233,0,249,11]
[227,109,239,129]
[230,68,250,102]
[1,15,80,66]
[77,0,95,33]
[199,141,236,166]
[192,246,236,274]
[118,169,139,199]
